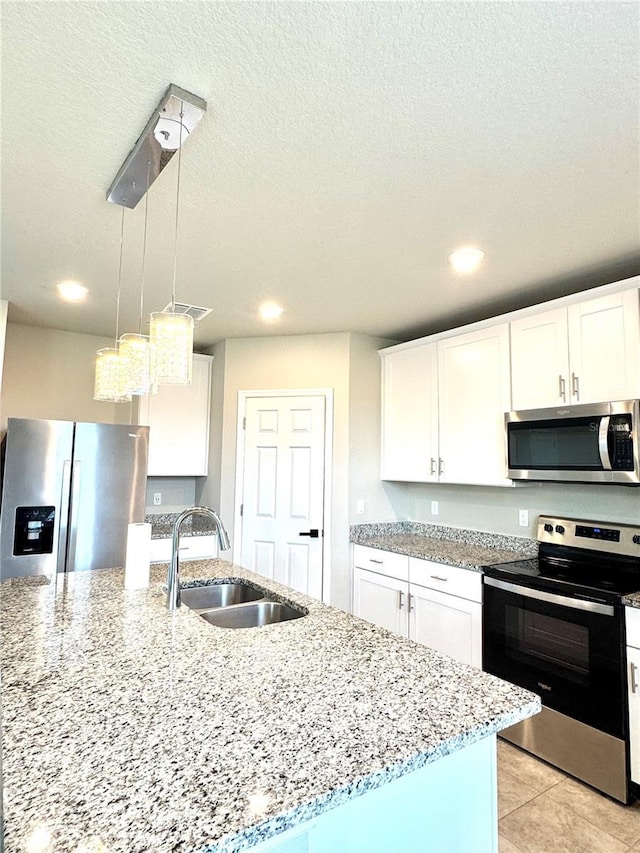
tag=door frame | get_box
[233,388,334,604]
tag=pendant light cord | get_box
[139,160,151,334]
[114,205,125,345]
[170,100,184,314]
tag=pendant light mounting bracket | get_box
[107,83,206,209]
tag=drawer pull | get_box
[370,559,384,565]
[430,574,448,582]
[632,662,638,694]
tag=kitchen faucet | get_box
[166,506,231,610]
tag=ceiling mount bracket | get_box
[106,83,206,209]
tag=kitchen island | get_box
[1,560,539,853]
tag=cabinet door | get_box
[567,290,640,404]
[437,324,511,486]
[510,308,571,410]
[353,567,409,637]
[409,583,482,668]
[139,354,213,476]
[628,644,640,784]
[380,344,438,481]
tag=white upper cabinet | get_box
[437,323,511,486]
[567,290,640,404]
[510,307,570,410]
[381,344,438,482]
[138,353,213,476]
[511,289,640,409]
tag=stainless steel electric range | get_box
[483,514,640,803]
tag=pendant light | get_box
[119,160,157,396]
[94,208,131,403]
[149,100,194,385]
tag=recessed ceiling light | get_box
[259,302,283,321]
[57,280,88,302]
[448,247,485,274]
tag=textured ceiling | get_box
[1,1,639,348]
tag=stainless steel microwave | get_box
[505,399,639,484]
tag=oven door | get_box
[483,576,625,738]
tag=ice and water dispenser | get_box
[13,506,55,556]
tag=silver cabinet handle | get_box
[559,375,566,402]
[438,458,444,476]
[571,372,580,400]
[398,590,405,610]
[408,593,414,612]
[430,574,448,582]
[632,662,638,694]
[430,457,437,476]
[370,559,383,565]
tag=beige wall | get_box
[0,301,8,424]
[199,332,396,611]
[404,480,640,538]
[1,323,129,431]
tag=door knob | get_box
[299,529,319,538]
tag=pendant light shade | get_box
[149,311,193,385]
[119,333,157,395]
[94,347,132,403]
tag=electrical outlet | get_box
[431,500,439,516]
[519,509,529,527]
[356,500,365,515]
[153,492,162,506]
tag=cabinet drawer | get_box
[352,544,409,581]
[626,607,640,649]
[150,535,218,564]
[409,557,482,603]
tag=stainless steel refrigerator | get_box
[0,418,149,580]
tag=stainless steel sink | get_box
[180,582,264,611]
[200,600,305,629]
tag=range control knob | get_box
[555,525,565,535]
[633,534,640,546]
[543,523,554,533]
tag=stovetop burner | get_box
[483,514,640,604]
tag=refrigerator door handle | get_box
[66,460,82,572]
[57,460,72,573]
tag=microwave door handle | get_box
[598,416,612,470]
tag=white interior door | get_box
[239,395,327,599]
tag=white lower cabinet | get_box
[150,535,219,564]
[353,568,409,636]
[409,583,482,668]
[352,545,482,667]
[626,607,640,784]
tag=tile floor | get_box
[498,738,640,852]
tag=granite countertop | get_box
[625,592,640,608]
[350,521,538,571]
[146,513,218,539]
[1,560,539,853]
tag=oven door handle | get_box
[598,416,612,470]
[483,576,615,616]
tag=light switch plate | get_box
[153,492,162,506]
[519,509,529,527]
[431,500,439,516]
[356,500,365,515]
